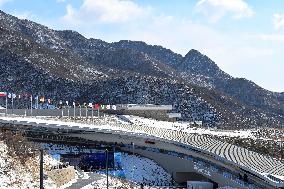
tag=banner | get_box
[0,92,7,97]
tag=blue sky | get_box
[0,0,283,92]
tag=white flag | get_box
[106,105,111,109]
[88,103,92,108]
[66,101,69,106]
[73,102,75,106]
[112,105,116,110]
[8,93,12,98]
[12,93,16,99]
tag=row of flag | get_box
[0,92,33,99]
[0,91,116,110]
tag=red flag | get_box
[0,92,7,97]
[95,104,100,109]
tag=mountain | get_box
[0,10,283,129]
[113,40,284,126]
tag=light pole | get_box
[132,142,135,181]
[40,149,44,189]
[105,149,109,189]
[281,125,283,160]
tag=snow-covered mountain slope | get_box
[0,10,283,128]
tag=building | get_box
[103,104,181,121]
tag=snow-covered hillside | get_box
[120,153,171,185]
[0,141,59,189]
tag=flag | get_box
[12,93,16,99]
[8,93,11,98]
[59,100,63,105]
[73,102,75,106]
[88,103,93,108]
[106,105,110,109]
[95,104,100,109]
[23,93,29,99]
[48,99,51,104]
[18,94,21,99]
[66,101,69,106]
[100,104,105,109]
[40,97,45,102]
[0,92,7,97]
[112,105,116,110]
[35,96,39,100]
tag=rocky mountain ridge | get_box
[0,10,283,129]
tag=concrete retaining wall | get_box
[47,166,76,187]
[0,108,100,117]
[0,108,176,121]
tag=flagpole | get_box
[92,107,94,123]
[36,96,39,109]
[85,106,87,119]
[68,105,70,119]
[98,106,100,118]
[30,95,33,117]
[11,94,14,115]
[73,103,75,119]
[5,93,7,116]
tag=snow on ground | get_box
[0,116,131,134]
[40,143,99,155]
[217,187,236,189]
[0,140,58,189]
[0,114,259,140]
[81,174,135,189]
[0,139,63,189]
[121,115,256,139]
[0,141,36,189]
[120,152,171,185]
[39,142,172,188]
